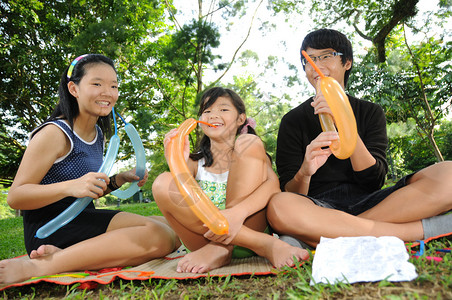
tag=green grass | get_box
[0,216,25,260]
[1,202,451,299]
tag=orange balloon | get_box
[302,50,358,159]
[167,118,229,235]
[319,77,357,159]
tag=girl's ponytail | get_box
[239,117,257,135]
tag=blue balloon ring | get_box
[35,108,146,239]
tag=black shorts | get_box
[305,174,414,216]
[23,202,120,255]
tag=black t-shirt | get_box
[276,95,388,197]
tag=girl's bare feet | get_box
[177,243,233,273]
[29,245,62,259]
[0,258,41,284]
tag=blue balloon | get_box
[35,108,146,239]
[111,123,146,199]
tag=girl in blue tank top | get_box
[0,54,179,285]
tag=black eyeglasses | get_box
[301,51,343,67]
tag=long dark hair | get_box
[46,54,116,137]
[301,28,353,87]
[189,87,257,167]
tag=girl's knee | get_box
[143,220,178,256]
[152,172,173,203]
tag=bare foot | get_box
[0,258,40,284]
[29,245,62,259]
[177,243,233,273]
[263,238,309,269]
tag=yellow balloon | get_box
[167,118,229,235]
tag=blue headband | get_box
[66,54,89,80]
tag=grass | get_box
[1,202,451,299]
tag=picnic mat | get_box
[2,232,450,291]
[0,246,276,291]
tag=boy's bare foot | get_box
[261,237,309,269]
[177,243,233,273]
[29,245,62,259]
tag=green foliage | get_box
[437,120,452,159]
[349,35,452,162]
[386,118,452,177]
[225,74,292,165]
[0,0,168,180]
[275,0,451,164]
[399,119,452,170]
[163,19,221,82]
[1,0,451,194]
[267,0,306,15]
[0,187,14,219]
[350,37,451,122]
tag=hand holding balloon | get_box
[203,206,246,245]
[301,50,357,159]
[164,129,190,163]
[68,172,110,199]
[300,131,339,177]
[313,82,337,128]
[167,118,229,236]
[114,168,149,190]
[312,84,340,151]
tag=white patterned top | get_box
[195,158,228,209]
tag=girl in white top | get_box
[152,87,308,273]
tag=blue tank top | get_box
[23,120,117,253]
[37,120,104,184]
[24,119,104,231]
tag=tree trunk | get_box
[403,24,444,162]
[373,0,419,62]
[427,132,444,162]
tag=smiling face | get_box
[68,62,119,118]
[199,96,246,141]
[304,47,352,91]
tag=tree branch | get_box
[373,0,418,62]
[165,0,182,30]
[352,10,372,41]
[202,0,239,19]
[212,0,264,85]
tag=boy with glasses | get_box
[267,28,452,248]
